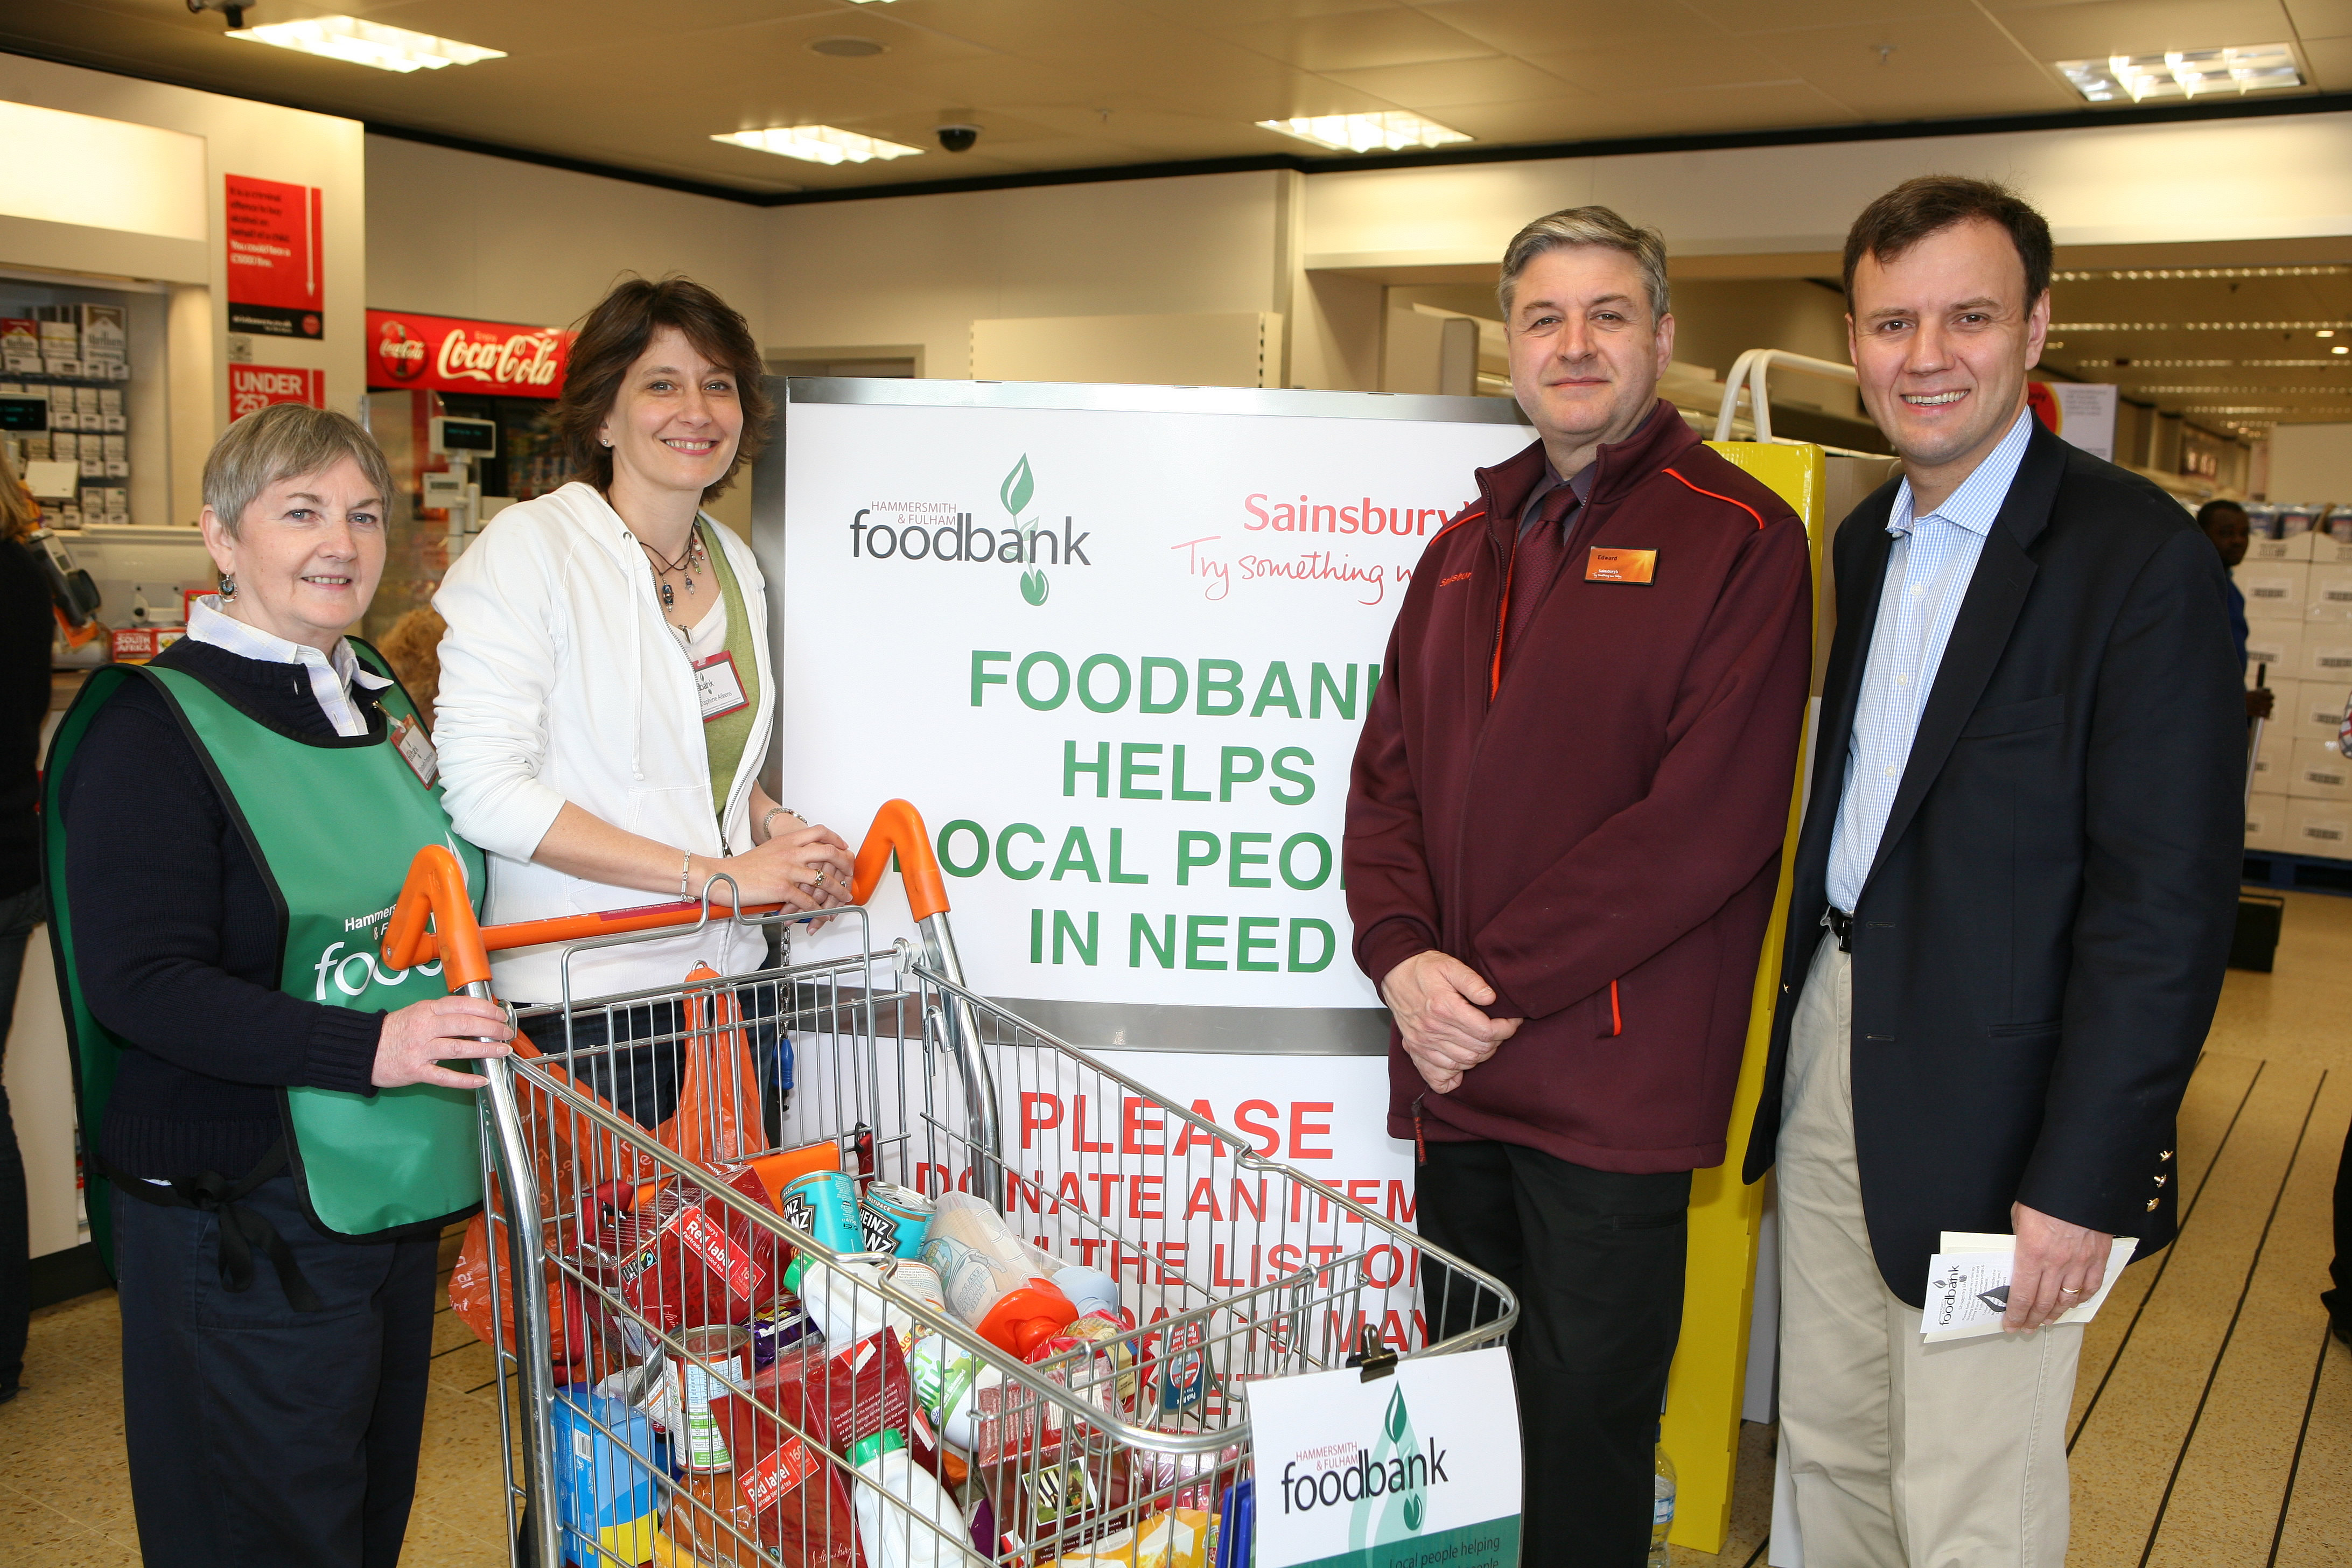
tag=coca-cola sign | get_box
[366,309,573,398]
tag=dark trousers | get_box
[2327,1109,2352,1336]
[113,1174,438,1567]
[1418,1139,1690,1568]
[0,884,42,1398]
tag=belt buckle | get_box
[1824,907,1853,953]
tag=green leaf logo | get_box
[1020,567,1051,605]
[1403,1495,1424,1532]
[1385,1388,1409,1443]
[1000,454,1034,518]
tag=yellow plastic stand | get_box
[1658,442,1829,1552]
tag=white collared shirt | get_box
[1825,410,2036,912]
[185,594,390,738]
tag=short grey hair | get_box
[1497,206,1671,324]
[205,402,395,535]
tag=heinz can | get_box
[664,1324,752,1472]
[778,1169,862,1255]
[859,1182,934,1259]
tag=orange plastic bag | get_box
[449,963,766,1371]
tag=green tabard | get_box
[43,644,488,1245]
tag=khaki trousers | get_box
[1776,939,2081,1568]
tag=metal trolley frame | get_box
[386,800,1516,1568]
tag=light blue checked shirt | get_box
[1825,411,2035,912]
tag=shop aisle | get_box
[4,894,2348,1566]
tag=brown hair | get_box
[556,276,772,501]
[376,606,447,732]
[1842,176,2053,306]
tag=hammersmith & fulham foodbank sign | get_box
[848,455,1090,606]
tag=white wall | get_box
[365,136,771,336]
[762,171,1289,382]
[2270,424,2352,506]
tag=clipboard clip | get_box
[1345,1325,1398,1383]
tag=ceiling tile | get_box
[1428,94,1633,143]
[2303,31,2352,81]
[1754,12,2078,116]
[1528,32,1834,94]
[1316,55,1578,107]
[2287,0,2352,37]
[1990,0,2302,61]
[1129,0,1415,22]
[1215,9,1499,69]
[1677,0,1983,32]
[1408,0,1725,56]
[1580,79,1862,134]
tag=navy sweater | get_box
[60,638,384,1180]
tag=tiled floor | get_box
[7,893,2349,1566]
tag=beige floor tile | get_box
[2142,1069,2352,1565]
[0,1480,105,1551]
[2271,1336,2352,1566]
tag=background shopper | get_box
[0,451,47,1404]
[2195,498,2277,719]
[434,276,850,1119]
[1745,177,2243,1567]
[1343,206,1812,1565]
[48,403,514,1566]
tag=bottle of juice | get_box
[920,1193,1078,1356]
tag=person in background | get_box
[435,277,850,1119]
[2195,498,2276,719]
[0,451,47,1404]
[1343,206,1814,1565]
[375,605,447,733]
[1746,177,2242,1567]
[49,403,514,1565]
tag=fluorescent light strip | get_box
[2125,386,2352,394]
[228,15,504,73]
[2071,359,2350,369]
[2052,265,2349,282]
[2051,321,2351,332]
[1255,112,1471,153]
[711,126,923,165]
[2056,44,2301,103]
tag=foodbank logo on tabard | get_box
[846,453,1091,607]
[1276,1385,1446,1546]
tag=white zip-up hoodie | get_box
[433,481,772,1003]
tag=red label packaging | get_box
[587,1165,785,1333]
[668,1463,857,1568]
[712,1330,939,1473]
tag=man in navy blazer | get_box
[1744,177,2242,1565]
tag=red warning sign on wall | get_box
[229,364,326,420]
[225,174,324,339]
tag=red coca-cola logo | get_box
[376,320,426,383]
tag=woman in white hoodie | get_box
[433,277,849,1124]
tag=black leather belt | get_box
[1825,907,1854,952]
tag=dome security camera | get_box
[935,123,982,153]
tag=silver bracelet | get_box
[679,850,693,898]
[761,806,803,841]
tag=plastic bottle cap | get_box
[846,1428,909,1467]
[977,1281,1080,1357]
[784,1255,810,1293]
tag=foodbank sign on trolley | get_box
[1246,1349,1522,1568]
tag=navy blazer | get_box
[1744,418,2244,1305]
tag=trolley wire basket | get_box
[384,800,1517,1568]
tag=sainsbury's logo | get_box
[1244,493,1462,537]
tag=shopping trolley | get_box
[384,799,1516,1568]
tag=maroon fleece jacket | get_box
[1344,403,1813,1172]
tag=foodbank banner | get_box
[1245,1348,1521,1568]
[767,380,1530,1282]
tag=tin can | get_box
[779,1169,863,1255]
[859,1182,934,1258]
[664,1324,752,1472]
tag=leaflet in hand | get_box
[1919,1232,2137,1342]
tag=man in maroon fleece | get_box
[1344,207,1813,1563]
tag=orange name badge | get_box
[1586,547,1657,584]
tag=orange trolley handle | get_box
[383,799,952,982]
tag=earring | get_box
[217,573,236,599]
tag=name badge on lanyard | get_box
[390,713,439,788]
[695,651,750,723]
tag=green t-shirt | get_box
[701,529,760,820]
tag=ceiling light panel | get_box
[2050,320,2352,332]
[2052,265,2349,281]
[1255,111,1471,153]
[711,127,923,165]
[228,15,505,73]
[2056,44,2301,103]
